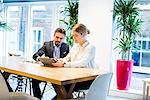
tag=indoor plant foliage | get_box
[113,0,143,90]
[113,0,143,60]
[0,21,12,31]
[0,4,12,31]
[60,0,78,47]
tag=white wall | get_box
[78,0,113,71]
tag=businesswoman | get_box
[52,23,96,92]
[52,23,95,68]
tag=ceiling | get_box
[1,0,150,4]
[2,0,66,3]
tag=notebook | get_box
[39,57,55,66]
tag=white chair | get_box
[85,72,113,100]
[0,72,39,100]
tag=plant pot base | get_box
[117,87,128,90]
[116,60,133,90]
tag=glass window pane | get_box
[142,41,146,50]
[38,44,41,50]
[132,52,140,66]
[31,5,52,42]
[33,30,36,42]
[141,52,150,67]
[133,40,136,46]
[138,41,141,47]
[7,6,26,55]
[38,30,41,42]
[148,41,150,49]
[33,44,36,53]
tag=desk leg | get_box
[52,83,76,99]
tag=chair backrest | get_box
[86,72,113,100]
[0,72,12,100]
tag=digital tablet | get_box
[39,57,55,66]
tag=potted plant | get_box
[0,3,12,31]
[113,0,143,90]
[60,0,78,47]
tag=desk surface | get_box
[0,56,105,85]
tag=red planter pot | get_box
[116,60,133,90]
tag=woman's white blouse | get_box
[62,41,96,68]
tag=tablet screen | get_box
[39,57,55,66]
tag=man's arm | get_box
[33,42,46,61]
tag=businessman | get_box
[32,28,69,99]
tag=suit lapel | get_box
[60,43,66,58]
[48,41,54,58]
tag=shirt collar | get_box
[53,41,61,48]
[78,40,89,48]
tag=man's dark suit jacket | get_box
[33,41,69,60]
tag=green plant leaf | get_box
[113,0,143,60]
[59,0,79,47]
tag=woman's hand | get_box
[52,62,64,67]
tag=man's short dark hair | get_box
[54,28,66,36]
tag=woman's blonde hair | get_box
[73,23,90,36]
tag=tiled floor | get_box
[8,75,134,100]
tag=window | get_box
[131,5,150,71]
[31,27,43,54]
[7,6,26,56]
[3,1,67,60]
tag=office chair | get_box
[74,73,113,100]
[85,72,113,100]
[73,73,113,100]
[0,72,39,100]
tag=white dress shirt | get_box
[53,42,60,58]
[62,41,96,68]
